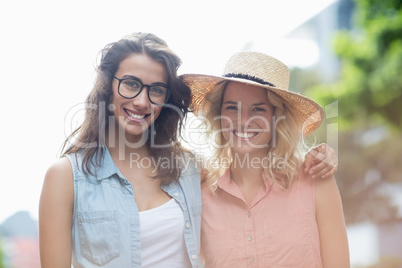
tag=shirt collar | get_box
[217,169,242,198]
[94,147,122,181]
[217,169,273,207]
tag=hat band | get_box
[223,73,276,87]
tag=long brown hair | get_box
[61,32,191,185]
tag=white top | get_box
[139,198,192,267]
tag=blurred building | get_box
[285,0,355,82]
[0,211,40,268]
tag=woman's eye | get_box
[149,86,165,96]
[226,105,238,110]
[253,107,265,112]
[124,80,141,88]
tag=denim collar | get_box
[93,147,122,181]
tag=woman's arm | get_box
[39,157,74,268]
[305,143,338,179]
[315,175,350,267]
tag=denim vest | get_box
[66,149,202,267]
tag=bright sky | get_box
[0,0,337,224]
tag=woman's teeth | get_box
[126,110,146,119]
[234,131,257,138]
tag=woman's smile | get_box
[232,130,259,139]
[124,108,149,122]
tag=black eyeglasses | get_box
[113,76,170,105]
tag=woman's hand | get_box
[304,143,338,179]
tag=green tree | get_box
[308,0,402,131]
[298,0,402,225]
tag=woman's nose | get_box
[237,108,250,126]
[132,87,150,108]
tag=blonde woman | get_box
[182,52,349,267]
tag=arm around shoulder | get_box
[315,175,350,268]
[39,157,74,268]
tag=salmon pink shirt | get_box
[201,170,322,268]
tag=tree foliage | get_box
[296,0,402,225]
[307,0,402,131]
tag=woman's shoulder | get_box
[45,157,73,183]
[46,157,72,173]
[41,157,74,209]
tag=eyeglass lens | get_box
[119,78,168,105]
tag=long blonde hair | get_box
[200,81,306,191]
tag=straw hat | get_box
[181,52,324,136]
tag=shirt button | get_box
[248,236,252,241]
[191,254,197,260]
[249,257,254,262]
[247,212,251,217]
[173,192,179,197]
[185,222,191,229]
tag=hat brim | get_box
[181,73,324,136]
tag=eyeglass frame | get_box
[113,76,170,106]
